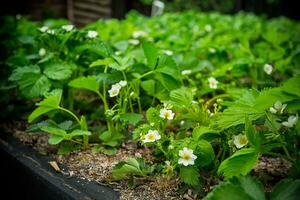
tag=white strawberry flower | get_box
[62,25,74,32]
[263,64,273,75]
[269,101,287,114]
[39,26,49,32]
[181,69,192,76]
[118,80,127,87]
[132,30,148,38]
[143,130,161,143]
[178,147,197,166]
[205,24,212,32]
[108,84,121,97]
[87,30,98,38]
[39,48,46,57]
[233,134,248,149]
[282,115,298,128]
[163,50,174,56]
[47,29,55,35]
[128,39,140,45]
[209,48,216,53]
[208,77,218,89]
[159,108,175,120]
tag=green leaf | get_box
[156,73,180,91]
[218,148,259,179]
[142,42,158,69]
[169,87,194,108]
[238,176,265,200]
[28,89,62,123]
[245,116,261,150]
[44,62,72,80]
[70,129,91,137]
[58,143,78,155]
[9,65,40,81]
[89,58,114,68]
[40,126,67,136]
[119,113,143,125]
[179,166,199,186]
[192,127,219,141]
[196,140,215,167]
[58,120,73,130]
[141,80,156,96]
[271,179,300,200]
[19,73,51,98]
[48,135,64,145]
[68,76,99,94]
[146,107,162,125]
[204,182,255,200]
[112,157,152,180]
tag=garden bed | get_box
[1,10,300,200]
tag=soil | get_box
[0,121,292,200]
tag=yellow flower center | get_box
[147,133,155,140]
[182,153,191,160]
[163,112,170,118]
[239,137,248,145]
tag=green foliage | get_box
[179,166,199,186]
[112,157,153,180]
[142,42,158,69]
[119,113,144,125]
[28,89,62,122]
[68,76,99,94]
[205,176,300,200]
[218,148,259,179]
[204,176,265,200]
[271,179,300,200]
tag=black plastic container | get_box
[0,133,119,200]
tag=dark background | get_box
[0,0,299,22]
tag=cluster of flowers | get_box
[108,80,127,97]
[140,106,197,166]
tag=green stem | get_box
[205,93,231,107]
[266,113,292,160]
[58,107,80,123]
[138,70,154,80]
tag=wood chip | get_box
[49,161,61,172]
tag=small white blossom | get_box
[108,84,121,97]
[39,26,49,32]
[209,48,216,53]
[178,147,197,166]
[181,69,192,76]
[264,64,273,75]
[159,108,175,120]
[132,30,148,38]
[150,122,155,126]
[180,120,185,125]
[118,80,127,87]
[233,134,248,149]
[208,77,218,89]
[130,91,135,97]
[205,24,212,32]
[39,48,46,57]
[87,30,98,38]
[163,50,173,56]
[282,115,298,128]
[143,130,161,143]
[269,101,287,114]
[115,51,122,56]
[47,29,55,35]
[62,25,74,32]
[128,39,140,45]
